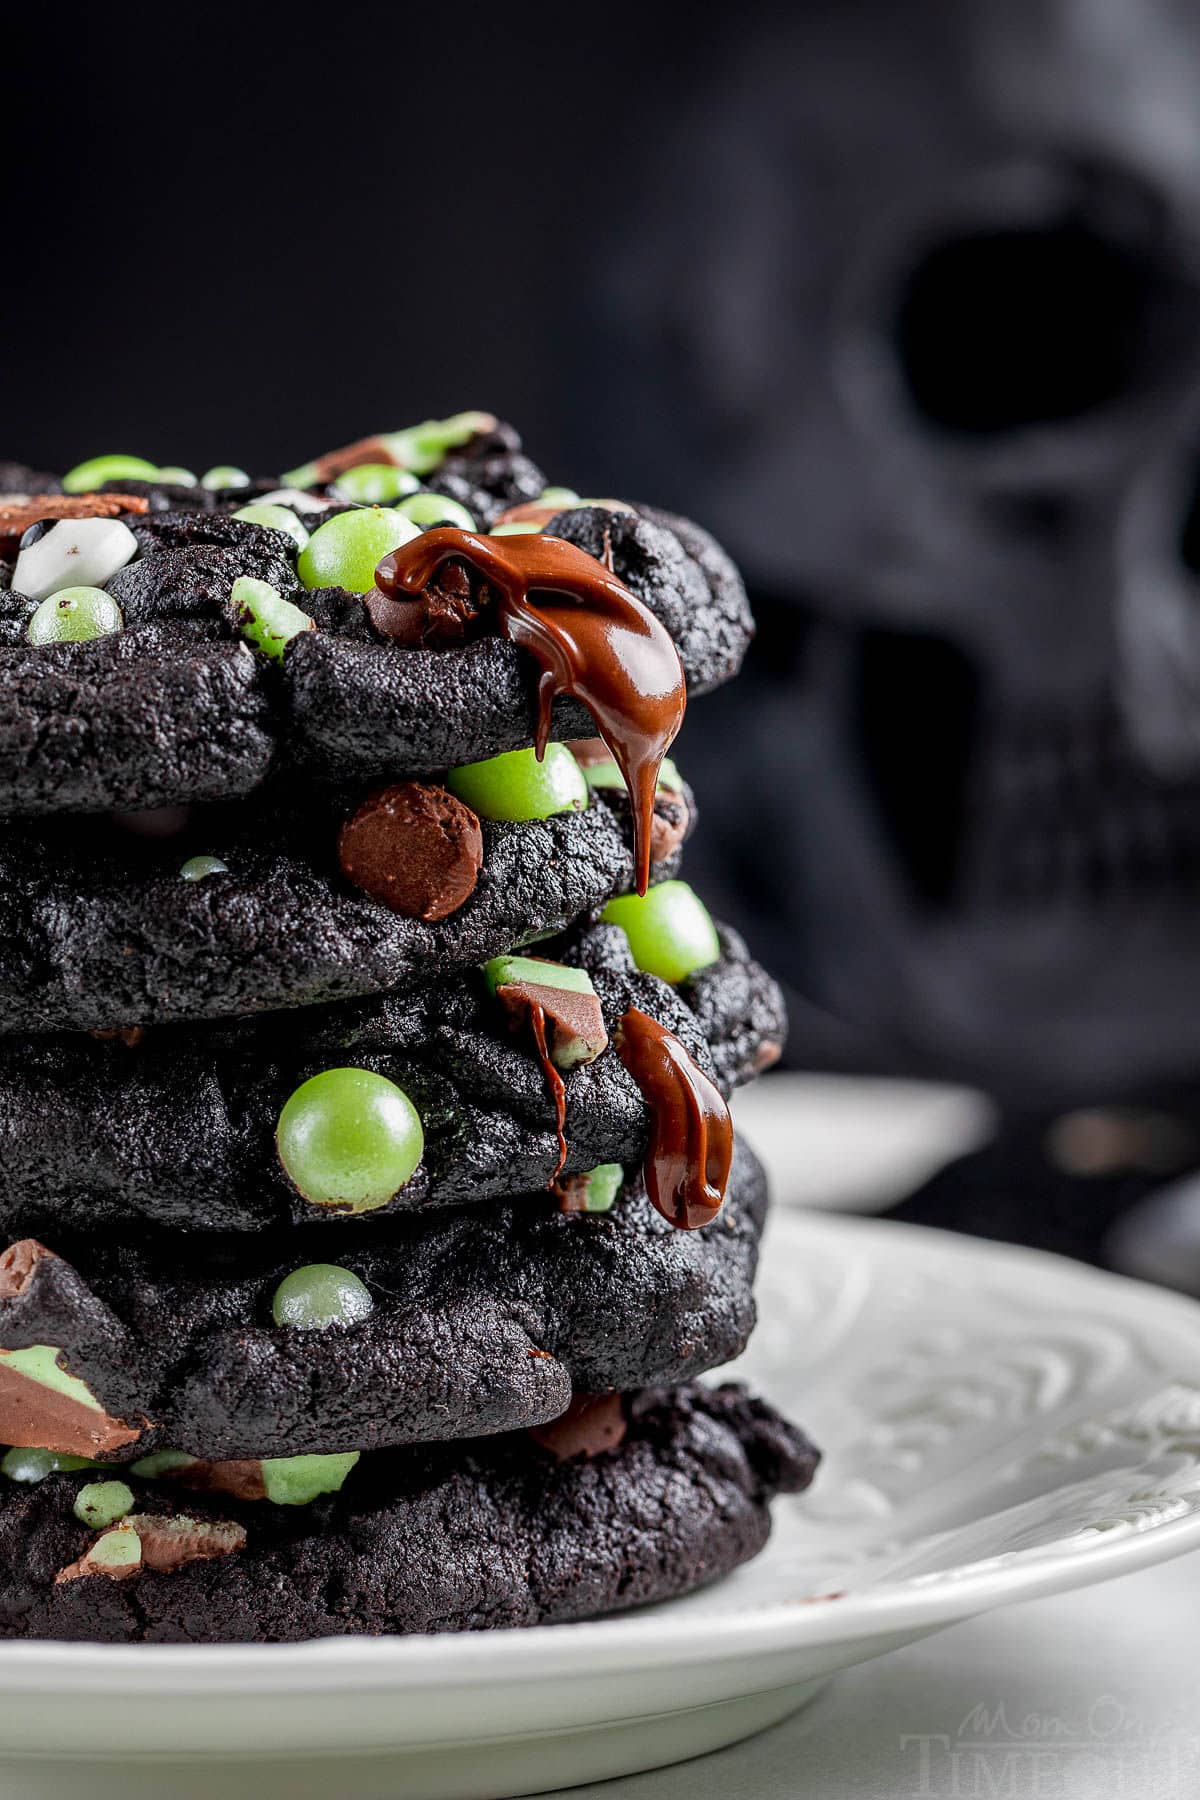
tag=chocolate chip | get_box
[529,1393,627,1461]
[337,782,483,921]
[365,557,487,647]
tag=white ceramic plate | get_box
[4,1214,1200,1800]
[732,1072,997,1210]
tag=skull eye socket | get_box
[885,162,1189,442]
[896,224,1153,436]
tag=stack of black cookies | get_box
[0,415,818,1643]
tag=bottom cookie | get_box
[0,1383,818,1643]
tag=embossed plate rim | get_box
[5,1212,1200,1695]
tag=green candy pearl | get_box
[232,503,311,552]
[397,492,476,531]
[230,575,314,661]
[446,745,587,822]
[260,1452,360,1505]
[272,1264,376,1330]
[201,465,252,491]
[296,507,420,594]
[537,486,580,507]
[1,1447,101,1483]
[61,454,159,495]
[489,520,544,537]
[154,465,198,487]
[73,1480,134,1528]
[601,880,721,984]
[179,855,228,882]
[333,464,420,504]
[26,587,123,646]
[276,1069,424,1212]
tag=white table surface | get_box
[546,1078,1198,1800]
[551,1551,1200,1799]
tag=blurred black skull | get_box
[573,0,1200,1102]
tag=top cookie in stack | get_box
[0,417,816,1644]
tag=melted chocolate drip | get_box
[374,529,686,893]
[616,1007,733,1230]
[518,997,568,1180]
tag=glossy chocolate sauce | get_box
[373,529,687,894]
[616,1007,733,1230]
[501,992,568,1180]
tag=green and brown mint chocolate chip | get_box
[483,956,609,1071]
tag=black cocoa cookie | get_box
[0,1143,768,1460]
[0,921,782,1234]
[0,425,753,818]
[0,1383,819,1642]
[0,786,683,1033]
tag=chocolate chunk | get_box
[153,1459,267,1503]
[0,1356,141,1459]
[529,1392,627,1461]
[487,957,610,1071]
[129,1513,247,1573]
[337,782,483,920]
[0,1237,50,1299]
[364,558,487,647]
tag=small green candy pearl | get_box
[61,454,159,495]
[179,854,228,882]
[260,1451,360,1505]
[73,1480,134,1528]
[276,1069,424,1212]
[333,464,420,504]
[602,880,721,985]
[272,1263,376,1329]
[1,1447,101,1483]
[201,465,252,491]
[154,466,198,487]
[580,1163,623,1212]
[446,745,587,821]
[398,492,476,531]
[232,503,311,552]
[88,1525,142,1571]
[27,587,123,646]
[489,520,544,536]
[230,575,315,661]
[538,486,580,507]
[296,507,420,594]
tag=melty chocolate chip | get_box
[13,515,137,601]
[338,782,483,920]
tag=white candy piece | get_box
[13,517,138,603]
[257,488,337,512]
